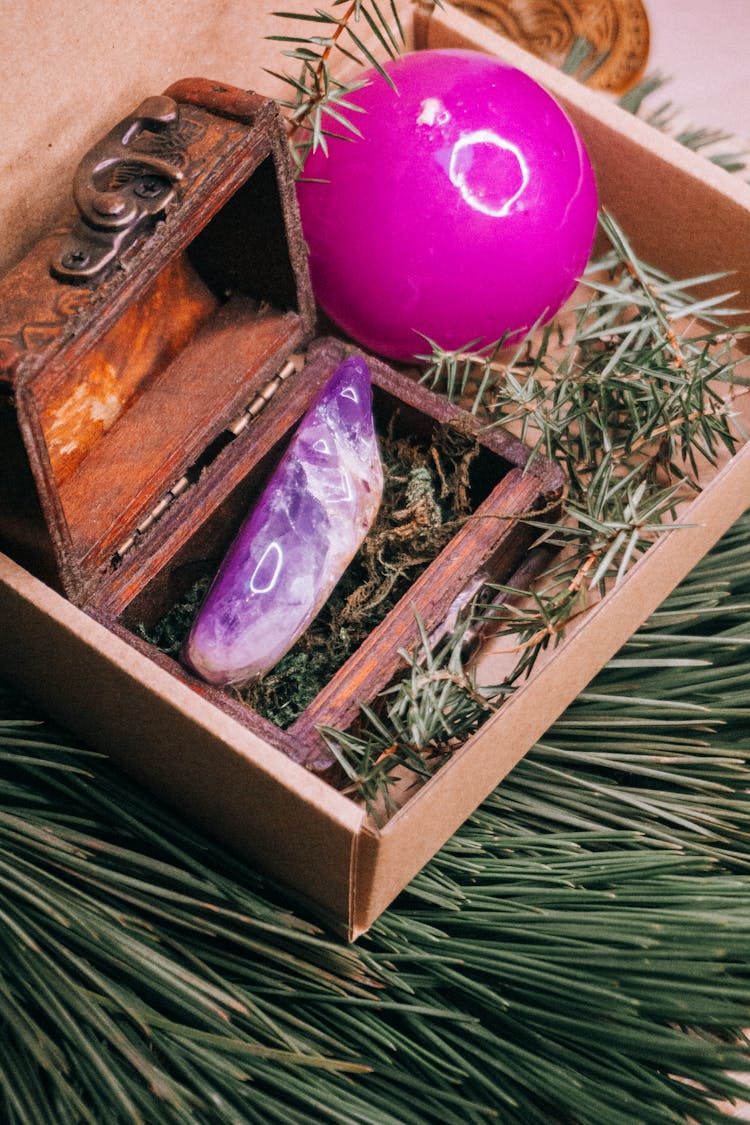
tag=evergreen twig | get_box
[266,0,406,170]
[618,72,750,174]
[323,212,750,814]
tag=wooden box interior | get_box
[105,336,563,773]
[37,169,308,600]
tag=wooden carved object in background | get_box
[451,0,650,93]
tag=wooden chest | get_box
[0,77,562,775]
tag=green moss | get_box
[136,576,211,659]
[140,423,480,728]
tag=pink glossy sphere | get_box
[296,49,598,362]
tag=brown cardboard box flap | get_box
[0,551,365,924]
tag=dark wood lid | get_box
[0,80,315,604]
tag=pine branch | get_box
[325,211,750,814]
[558,42,750,175]
[266,0,407,171]
[618,73,750,174]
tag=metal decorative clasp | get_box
[51,95,187,285]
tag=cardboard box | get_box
[1,2,750,938]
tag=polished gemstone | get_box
[183,356,383,685]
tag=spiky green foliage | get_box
[322,211,750,809]
[559,39,748,174]
[266,0,406,170]
[2,514,750,1122]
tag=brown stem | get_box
[287,1,358,142]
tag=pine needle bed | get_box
[1,509,749,1124]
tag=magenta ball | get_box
[296,49,598,362]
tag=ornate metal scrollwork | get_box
[51,95,197,285]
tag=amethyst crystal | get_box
[183,356,383,685]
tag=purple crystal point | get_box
[183,356,383,685]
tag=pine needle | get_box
[3,513,750,1122]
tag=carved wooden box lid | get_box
[0,80,315,606]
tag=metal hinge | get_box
[112,356,300,565]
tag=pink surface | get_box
[297,49,598,362]
[646,0,750,143]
